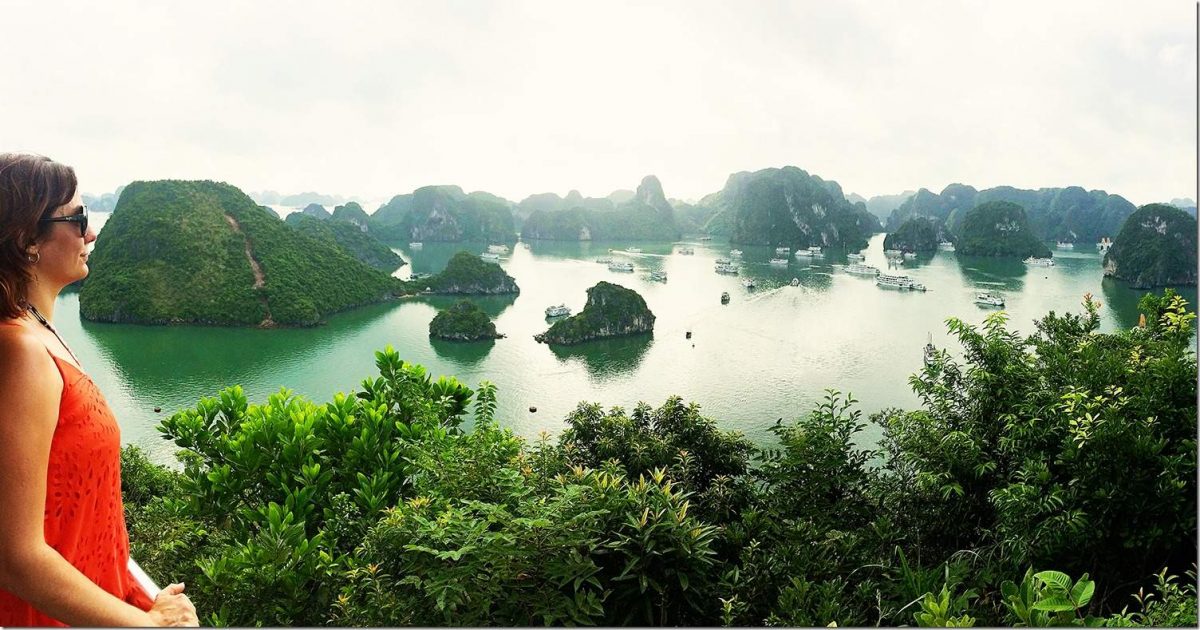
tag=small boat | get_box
[595,257,613,264]
[794,246,824,258]
[1023,256,1055,267]
[846,252,865,261]
[845,263,880,276]
[714,262,739,275]
[790,277,800,287]
[923,333,937,366]
[649,271,668,282]
[608,261,635,272]
[481,252,501,262]
[975,291,1005,307]
[487,244,510,254]
[742,278,756,289]
[545,304,571,318]
[720,291,730,303]
[409,242,424,250]
[774,246,791,256]
[938,241,955,251]
[1097,237,1112,252]
[877,273,919,290]
[884,249,904,258]
[769,258,789,266]
[521,242,531,249]
[699,236,713,241]
[410,272,430,281]
[910,282,927,292]
[729,249,743,258]
[903,252,917,260]
[715,257,732,265]
[678,247,694,255]
[626,247,643,253]
[1056,241,1074,249]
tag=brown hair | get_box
[0,153,78,319]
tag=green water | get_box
[55,231,1194,462]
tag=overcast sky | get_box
[3,1,1194,207]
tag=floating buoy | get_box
[153,407,162,413]
[529,406,537,413]
[685,331,692,339]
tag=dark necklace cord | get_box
[27,304,83,367]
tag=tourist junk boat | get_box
[649,270,668,282]
[545,304,571,318]
[1097,237,1113,252]
[1056,241,1074,249]
[903,252,917,260]
[742,278,756,289]
[608,261,635,272]
[845,263,880,276]
[714,262,739,275]
[938,241,955,251]
[487,244,509,254]
[794,246,824,258]
[481,252,502,262]
[847,252,865,261]
[678,247,695,255]
[720,291,730,303]
[790,277,800,286]
[769,257,789,266]
[774,246,791,256]
[975,291,1005,307]
[409,242,424,250]
[923,333,937,366]
[626,247,643,253]
[1023,256,1055,267]
[876,273,926,291]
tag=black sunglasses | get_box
[39,205,89,237]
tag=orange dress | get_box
[0,330,155,626]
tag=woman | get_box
[0,153,199,626]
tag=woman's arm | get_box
[0,330,156,627]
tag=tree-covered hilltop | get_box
[886,183,1136,243]
[123,291,1196,626]
[369,185,516,243]
[330,201,370,231]
[534,281,654,345]
[955,201,1052,258]
[848,190,917,223]
[882,216,941,253]
[301,203,331,220]
[407,251,520,295]
[79,180,404,326]
[520,176,682,241]
[428,299,504,341]
[703,166,880,249]
[284,213,404,272]
[1103,203,1198,288]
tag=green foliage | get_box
[1000,568,1102,626]
[521,175,682,241]
[726,166,879,249]
[407,251,519,295]
[535,281,654,345]
[884,216,942,253]
[428,299,502,341]
[955,200,1052,258]
[284,212,404,272]
[1106,568,1199,627]
[369,185,515,243]
[1104,204,1198,288]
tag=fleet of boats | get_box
[1023,256,1055,267]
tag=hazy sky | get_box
[3,1,1194,207]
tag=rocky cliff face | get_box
[723,166,879,249]
[1103,204,1197,288]
[370,186,515,243]
[534,281,654,345]
[520,175,681,241]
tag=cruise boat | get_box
[1097,237,1113,252]
[409,242,424,250]
[410,272,430,281]
[903,252,917,259]
[790,277,801,286]
[794,246,824,258]
[769,258,789,266]
[846,252,865,261]
[545,304,571,318]
[884,249,903,258]
[608,261,635,272]
[487,244,509,254]
[626,247,643,253]
[720,291,730,303]
[923,334,937,366]
[481,252,501,262]
[975,291,1005,307]
[714,262,739,274]
[876,273,922,290]
[729,249,743,258]
[742,278,756,289]
[1023,256,1055,267]
[845,263,880,276]
[774,246,791,256]
[938,241,955,251]
[595,257,613,264]
[678,247,694,255]
[649,271,668,282]
[716,257,731,265]
[1056,241,1073,249]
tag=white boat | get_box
[790,277,800,287]
[595,257,613,264]
[923,333,937,366]
[626,247,643,254]
[545,304,571,318]
[409,242,424,250]
[481,252,501,262]
[975,291,1005,307]
[729,249,743,258]
[769,258,789,266]
[720,291,730,303]
[794,246,824,258]
[845,263,880,276]
[608,261,635,272]
[649,271,667,282]
[938,241,955,251]
[1023,256,1055,267]
[715,257,731,265]
[487,244,509,254]
[903,252,917,260]
[1056,241,1074,249]
[876,273,922,290]
[678,247,694,255]
[774,246,791,256]
[699,236,713,241]
[1097,237,1112,252]
[910,282,927,292]
[884,249,903,258]
[714,262,739,275]
[410,272,430,281]
[847,253,865,261]
[742,278,756,289]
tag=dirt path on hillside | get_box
[224,213,275,326]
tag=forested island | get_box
[955,201,1052,258]
[409,251,520,295]
[79,180,404,327]
[428,300,503,341]
[1103,203,1197,288]
[882,216,940,253]
[534,281,654,344]
[124,290,1197,626]
[520,175,682,241]
[369,185,516,243]
[284,213,404,272]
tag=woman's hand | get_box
[145,583,198,627]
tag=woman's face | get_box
[32,190,97,287]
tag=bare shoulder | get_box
[0,324,61,412]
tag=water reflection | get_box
[952,255,1029,291]
[548,333,654,380]
[430,337,497,366]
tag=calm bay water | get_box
[58,222,1195,462]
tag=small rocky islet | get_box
[534,281,655,346]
